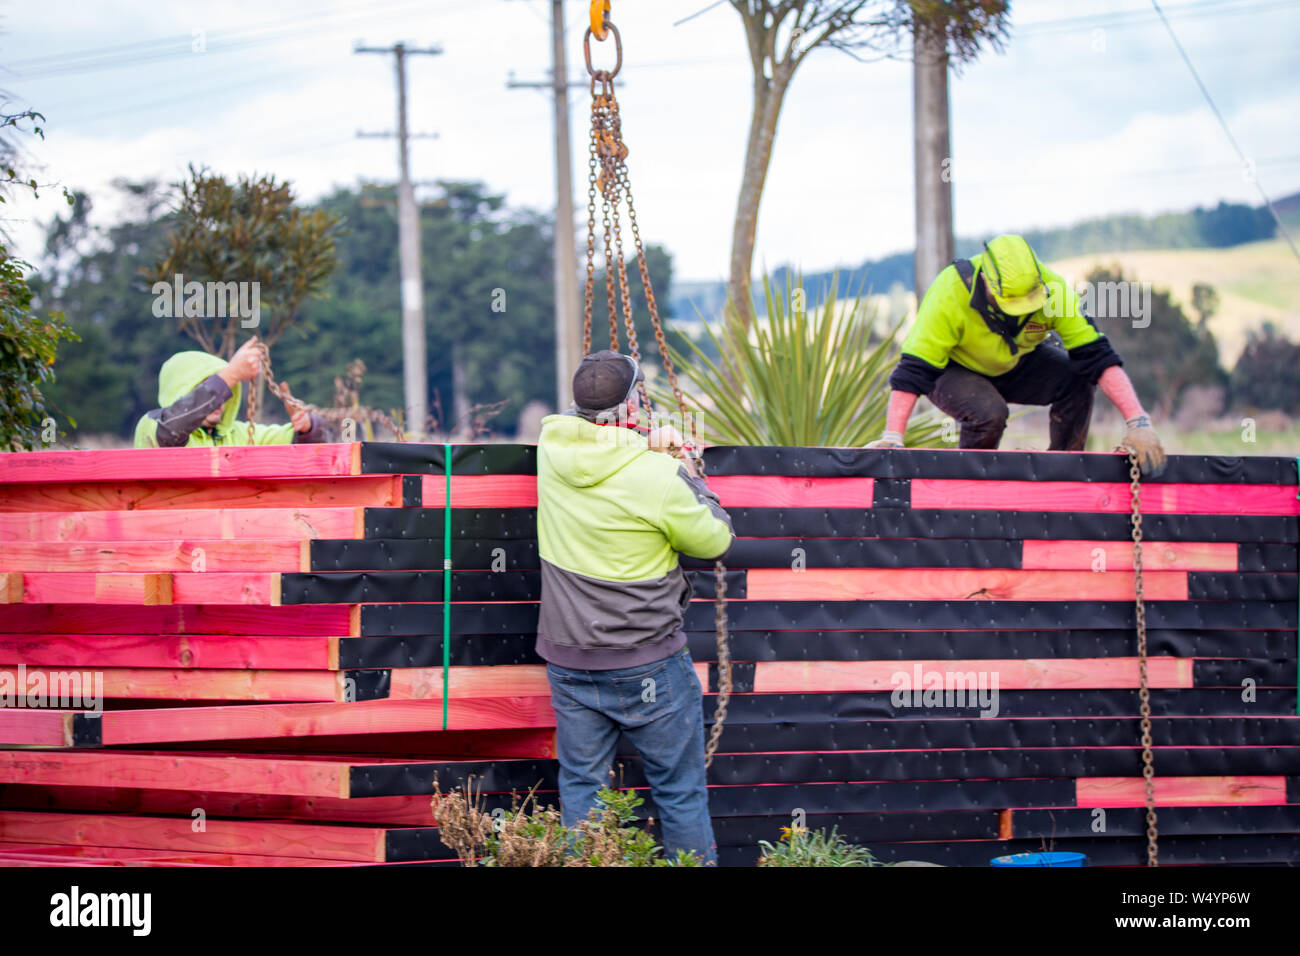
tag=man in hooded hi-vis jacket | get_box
[134,336,325,448]
[535,350,734,865]
[868,234,1166,476]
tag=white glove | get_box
[866,430,905,450]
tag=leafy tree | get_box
[265,186,408,427]
[1230,323,1300,414]
[301,180,569,431]
[1085,265,1224,420]
[413,180,675,427]
[150,166,342,357]
[0,249,78,449]
[419,181,554,428]
[1192,201,1275,248]
[0,105,78,449]
[0,106,73,228]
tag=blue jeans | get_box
[546,647,716,865]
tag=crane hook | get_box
[590,0,610,40]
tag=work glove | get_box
[866,430,905,450]
[1119,414,1167,478]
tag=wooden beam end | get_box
[145,573,174,606]
[0,572,23,604]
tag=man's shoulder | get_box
[599,444,681,498]
[914,264,973,331]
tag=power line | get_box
[42,67,312,127]
[673,1,730,27]
[4,0,455,81]
[665,0,1297,59]
[1149,0,1300,268]
[1016,0,1294,35]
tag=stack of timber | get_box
[0,441,1295,866]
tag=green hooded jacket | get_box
[535,413,734,670]
[133,351,304,448]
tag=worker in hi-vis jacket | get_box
[534,350,734,864]
[868,234,1166,476]
[134,336,325,448]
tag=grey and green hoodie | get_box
[535,413,734,670]
[133,350,324,448]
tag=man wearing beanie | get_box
[869,234,1166,476]
[535,350,734,864]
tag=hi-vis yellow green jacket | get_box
[889,253,1122,394]
[134,351,323,448]
[535,413,734,670]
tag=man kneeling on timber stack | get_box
[536,350,734,865]
[868,234,1166,476]
[134,336,325,448]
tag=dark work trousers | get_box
[929,344,1095,450]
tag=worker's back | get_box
[534,412,733,670]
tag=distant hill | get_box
[1050,239,1300,369]
[669,194,1295,324]
[1273,191,1300,232]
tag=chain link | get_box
[620,164,686,425]
[705,556,730,767]
[580,27,731,768]
[1128,450,1159,866]
[243,342,405,442]
[582,120,599,356]
[244,342,306,444]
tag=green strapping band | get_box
[442,443,452,730]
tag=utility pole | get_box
[507,0,582,412]
[912,20,954,297]
[356,41,442,438]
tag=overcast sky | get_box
[4,0,1298,281]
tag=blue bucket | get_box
[990,851,1086,867]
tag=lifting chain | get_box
[244,341,405,443]
[244,341,307,444]
[1127,449,1159,866]
[581,15,730,768]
